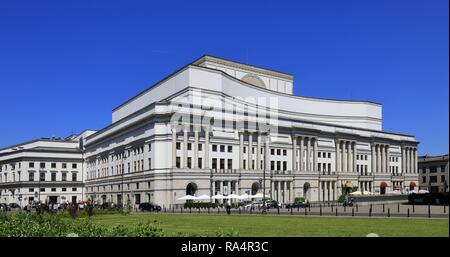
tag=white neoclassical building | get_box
[81,55,419,207]
[0,130,95,205]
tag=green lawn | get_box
[89,213,449,237]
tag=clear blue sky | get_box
[0,0,448,155]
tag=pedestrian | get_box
[226,200,231,215]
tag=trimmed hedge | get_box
[184,202,217,209]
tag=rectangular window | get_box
[62,163,67,169]
[29,162,34,168]
[441,165,446,173]
[227,159,233,170]
[72,163,77,169]
[318,163,322,171]
[198,158,202,169]
[318,152,322,158]
[187,157,192,168]
[72,188,77,192]
[72,173,77,181]
[212,145,217,152]
[243,147,246,154]
[62,188,66,192]
[176,157,181,168]
[136,183,139,189]
[29,188,34,192]
[328,163,331,172]
[51,163,56,169]
[40,163,45,169]
[28,173,34,182]
[148,158,151,170]
[39,172,45,181]
[243,160,246,170]
[212,159,217,170]
[227,145,232,153]
[422,167,426,174]
[198,144,202,151]
[220,145,225,152]
[148,144,152,152]
[40,188,45,192]
[328,153,331,158]
[441,175,446,182]
[62,173,67,181]
[51,173,56,182]
[277,161,281,171]
[430,166,437,173]
[220,159,225,170]
[176,142,181,150]
[187,143,192,150]
[356,155,359,160]
[51,188,56,192]
[277,149,281,155]
[430,176,437,183]
[283,149,287,156]
[422,176,426,183]
[271,161,275,170]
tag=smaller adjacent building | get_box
[418,154,449,193]
[0,130,95,206]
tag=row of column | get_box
[239,131,268,170]
[292,135,318,172]
[402,146,418,173]
[172,125,210,169]
[371,143,390,173]
[212,180,238,196]
[319,181,337,202]
[271,180,293,203]
[335,140,357,172]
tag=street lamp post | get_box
[262,132,269,214]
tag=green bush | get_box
[294,197,305,202]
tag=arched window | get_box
[251,182,261,195]
[186,182,198,196]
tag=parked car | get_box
[265,200,281,209]
[343,197,354,207]
[286,201,307,209]
[8,203,20,210]
[138,202,161,212]
[0,203,10,211]
[244,200,264,209]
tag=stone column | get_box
[313,138,318,172]
[409,148,413,174]
[205,127,210,169]
[239,131,244,170]
[335,140,340,172]
[376,144,381,174]
[401,147,405,174]
[405,147,409,173]
[193,127,199,169]
[220,181,224,195]
[386,145,390,174]
[257,133,261,170]
[183,127,188,168]
[248,132,253,170]
[265,135,270,171]
[235,180,239,194]
[371,144,375,174]
[414,148,418,173]
[277,181,281,202]
[342,141,347,172]
[212,180,215,196]
[299,136,304,171]
[292,135,297,172]
[318,181,321,202]
[353,142,357,173]
[306,137,310,171]
[348,141,352,172]
[172,127,177,168]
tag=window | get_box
[328,163,331,172]
[51,163,56,169]
[271,149,275,155]
[198,158,202,169]
[51,188,56,192]
[39,172,45,181]
[72,173,77,181]
[277,161,281,171]
[430,176,437,183]
[212,159,217,170]
[187,143,192,150]
[243,147,246,154]
[148,158,151,170]
[28,173,34,182]
[176,142,181,150]
[220,145,225,152]
[148,144,152,152]
[176,157,181,168]
[136,183,140,189]
[62,188,66,192]
[227,159,233,170]
[40,163,45,169]
[29,162,34,168]
[277,149,281,155]
[283,161,287,171]
[422,167,426,174]
[29,188,34,192]
[328,153,331,158]
[72,163,77,169]
[62,163,67,169]
[441,175,446,182]
[356,155,359,160]
[40,188,45,192]
[187,157,192,168]
[271,161,275,170]
[318,163,322,171]
[72,188,77,192]
[51,173,56,182]
[227,146,232,153]
[212,145,217,152]
[283,149,287,156]
[220,159,225,169]
[441,165,446,173]
[430,166,437,173]
[62,173,67,181]
[198,144,202,151]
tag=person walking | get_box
[226,200,231,215]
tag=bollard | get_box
[344,206,346,212]
[218,207,220,214]
[398,203,400,213]
[407,208,410,218]
[309,205,311,212]
[198,208,200,214]
[369,207,372,217]
[189,207,191,213]
[164,207,166,213]
[444,205,446,214]
[428,204,431,218]
[181,207,183,214]
[297,206,299,212]
[335,208,338,216]
[356,204,358,212]
[413,204,415,213]
[172,207,174,213]
[277,207,280,215]
[305,207,307,216]
[291,207,293,215]
[320,205,322,216]
[352,208,354,216]
[250,207,252,215]
[388,208,390,218]
[383,204,385,213]
[239,208,241,215]
[331,206,333,213]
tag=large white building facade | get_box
[0,131,95,205]
[81,55,420,207]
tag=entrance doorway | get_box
[49,196,58,204]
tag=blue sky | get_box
[0,0,448,155]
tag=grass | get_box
[89,213,449,237]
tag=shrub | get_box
[183,202,217,209]
[294,197,305,202]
